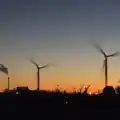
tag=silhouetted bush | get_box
[102,86,116,96]
[115,86,120,94]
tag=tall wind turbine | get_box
[93,44,119,87]
[30,59,50,91]
[0,64,10,90]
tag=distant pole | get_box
[8,77,10,90]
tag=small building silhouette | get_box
[16,86,29,92]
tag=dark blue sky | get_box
[0,0,120,90]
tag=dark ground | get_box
[0,87,120,120]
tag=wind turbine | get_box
[93,44,120,87]
[30,59,50,91]
[0,64,10,90]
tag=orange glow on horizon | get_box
[0,63,119,93]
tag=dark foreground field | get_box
[0,87,120,120]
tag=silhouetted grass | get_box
[0,86,120,119]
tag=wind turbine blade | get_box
[40,63,50,69]
[30,59,39,68]
[92,43,106,56]
[107,51,120,57]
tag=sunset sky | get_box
[0,0,120,92]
